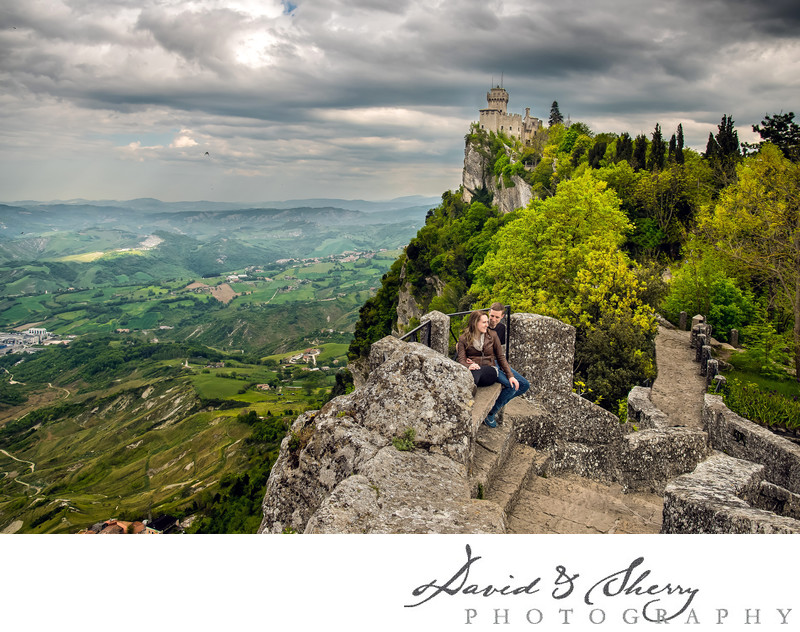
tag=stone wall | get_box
[508,384,709,493]
[507,313,574,400]
[662,453,800,533]
[703,393,800,495]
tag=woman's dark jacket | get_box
[456,329,512,377]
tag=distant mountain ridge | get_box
[3,195,442,214]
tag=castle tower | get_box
[486,86,508,115]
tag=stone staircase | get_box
[468,394,664,534]
[469,391,551,522]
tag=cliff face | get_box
[461,140,533,215]
[395,262,423,329]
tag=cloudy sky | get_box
[1,0,798,203]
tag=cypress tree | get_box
[549,101,564,127]
[676,124,685,164]
[704,132,717,159]
[632,134,648,171]
[715,115,740,158]
[707,115,741,185]
[668,134,677,163]
[647,123,667,171]
[615,132,633,163]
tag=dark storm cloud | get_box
[698,0,800,37]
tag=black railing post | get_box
[504,304,511,359]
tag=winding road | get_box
[0,448,42,494]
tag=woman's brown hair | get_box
[462,310,488,340]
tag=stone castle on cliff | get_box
[478,84,543,144]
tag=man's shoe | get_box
[483,414,497,428]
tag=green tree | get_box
[705,114,741,187]
[750,112,800,162]
[632,134,648,172]
[471,172,654,333]
[615,133,633,163]
[631,162,707,258]
[647,123,667,171]
[736,299,791,379]
[676,124,685,165]
[586,140,607,169]
[700,144,800,379]
[549,101,564,127]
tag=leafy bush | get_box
[392,427,416,451]
[661,254,752,340]
[732,302,792,379]
[721,378,800,432]
[706,277,754,342]
[574,314,657,411]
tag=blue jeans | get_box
[488,366,530,417]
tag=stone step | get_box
[484,443,548,517]
[471,383,502,433]
[469,410,516,498]
[507,472,664,534]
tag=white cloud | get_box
[171,131,200,148]
[117,140,164,161]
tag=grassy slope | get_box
[0,352,335,533]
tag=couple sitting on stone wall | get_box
[456,302,530,428]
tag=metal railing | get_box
[398,304,512,358]
[399,319,432,347]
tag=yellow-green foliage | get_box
[700,143,800,377]
[471,172,655,335]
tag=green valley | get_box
[0,198,424,533]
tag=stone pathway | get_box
[504,324,704,534]
[650,325,707,429]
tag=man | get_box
[484,302,530,427]
[487,302,508,345]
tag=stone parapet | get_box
[617,426,710,493]
[508,313,575,400]
[626,385,668,430]
[421,310,449,357]
[662,452,800,533]
[305,448,505,534]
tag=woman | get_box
[458,310,520,427]
[456,310,513,388]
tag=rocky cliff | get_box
[258,335,506,533]
[461,139,533,215]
